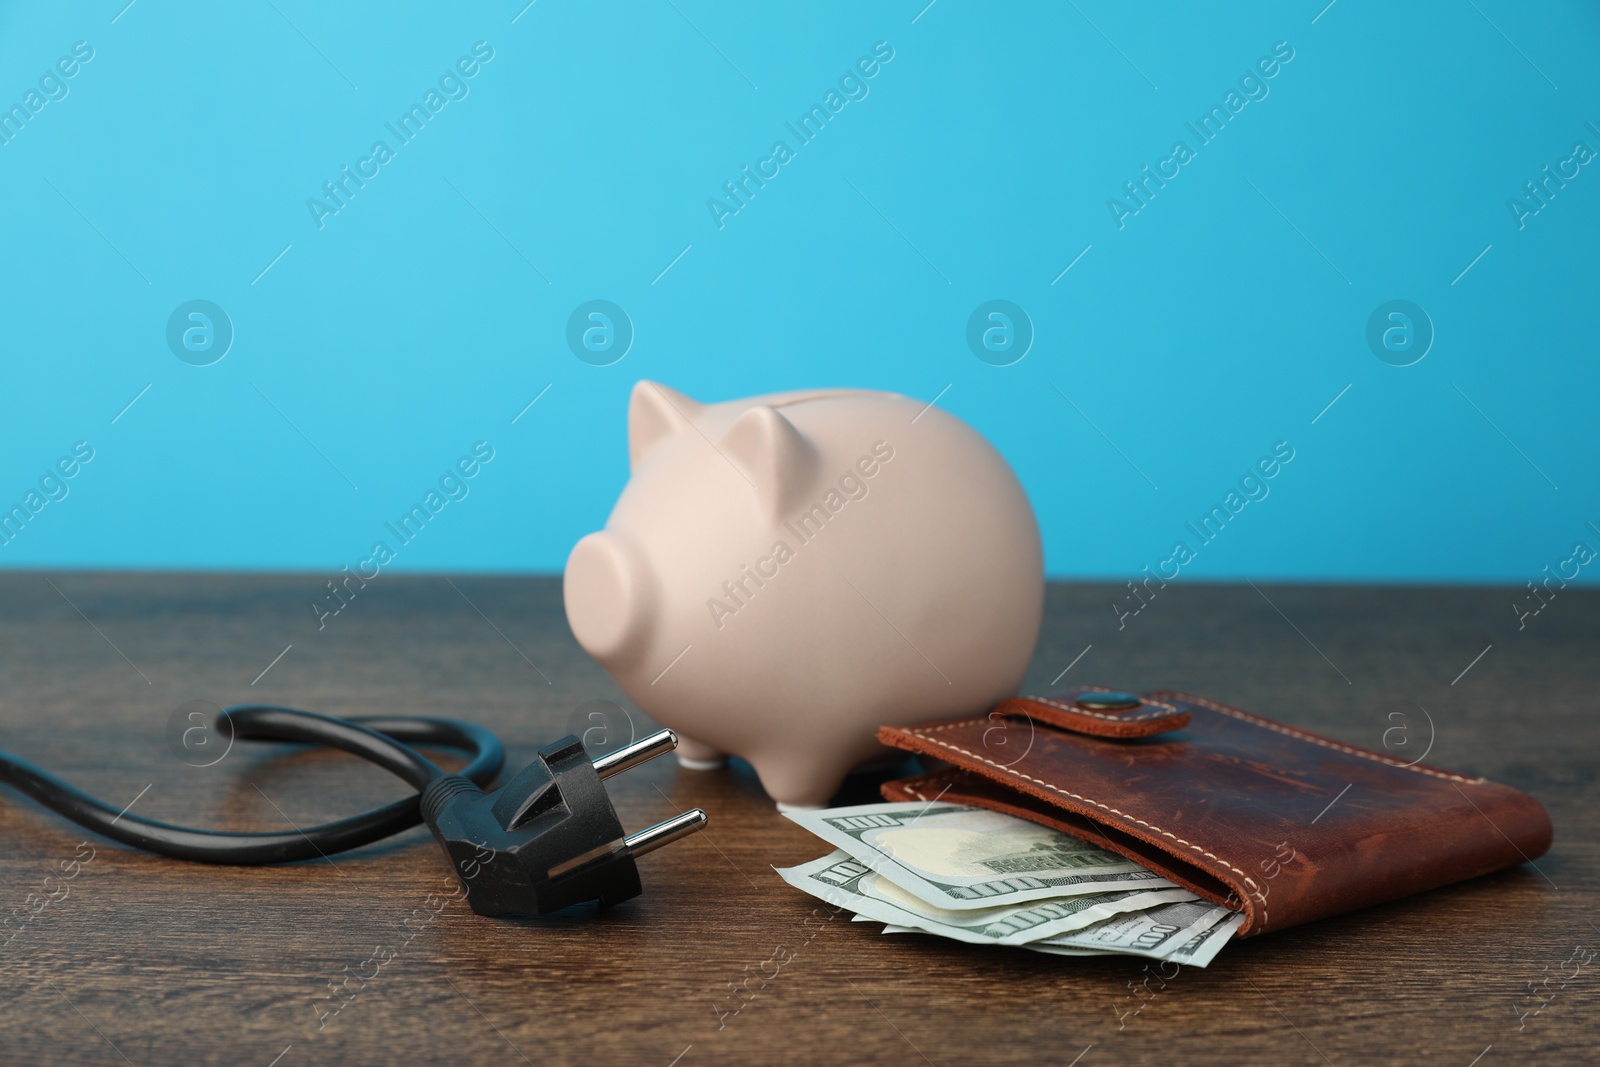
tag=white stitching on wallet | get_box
[1170,693,1484,784]
[894,720,1270,930]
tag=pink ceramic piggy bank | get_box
[563,382,1043,807]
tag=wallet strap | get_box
[995,689,1190,738]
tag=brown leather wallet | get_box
[876,687,1553,937]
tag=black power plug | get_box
[420,729,707,916]
[1,705,704,917]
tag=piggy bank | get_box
[563,381,1043,807]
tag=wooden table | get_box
[1,573,1593,1065]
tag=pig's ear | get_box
[629,381,704,471]
[719,405,816,515]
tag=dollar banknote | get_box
[879,910,1242,967]
[783,800,1246,966]
[1033,899,1234,962]
[782,801,1181,910]
[1026,911,1245,968]
[879,923,1116,956]
[861,862,1205,943]
[777,851,1198,946]
[868,873,1228,958]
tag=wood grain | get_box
[0,572,1594,1066]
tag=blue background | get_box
[1,0,1595,584]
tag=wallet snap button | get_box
[1074,691,1142,711]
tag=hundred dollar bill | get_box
[880,905,1241,968]
[1027,910,1244,969]
[862,864,1201,943]
[1032,899,1231,961]
[777,851,1196,946]
[783,801,1179,910]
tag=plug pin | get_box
[625,808,708,858]
[592,728,679,780]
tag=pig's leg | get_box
[752,755,851,811]
[675,735,726,771]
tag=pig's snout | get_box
[564,531,653,664]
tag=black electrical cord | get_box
[0,705,504,865]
